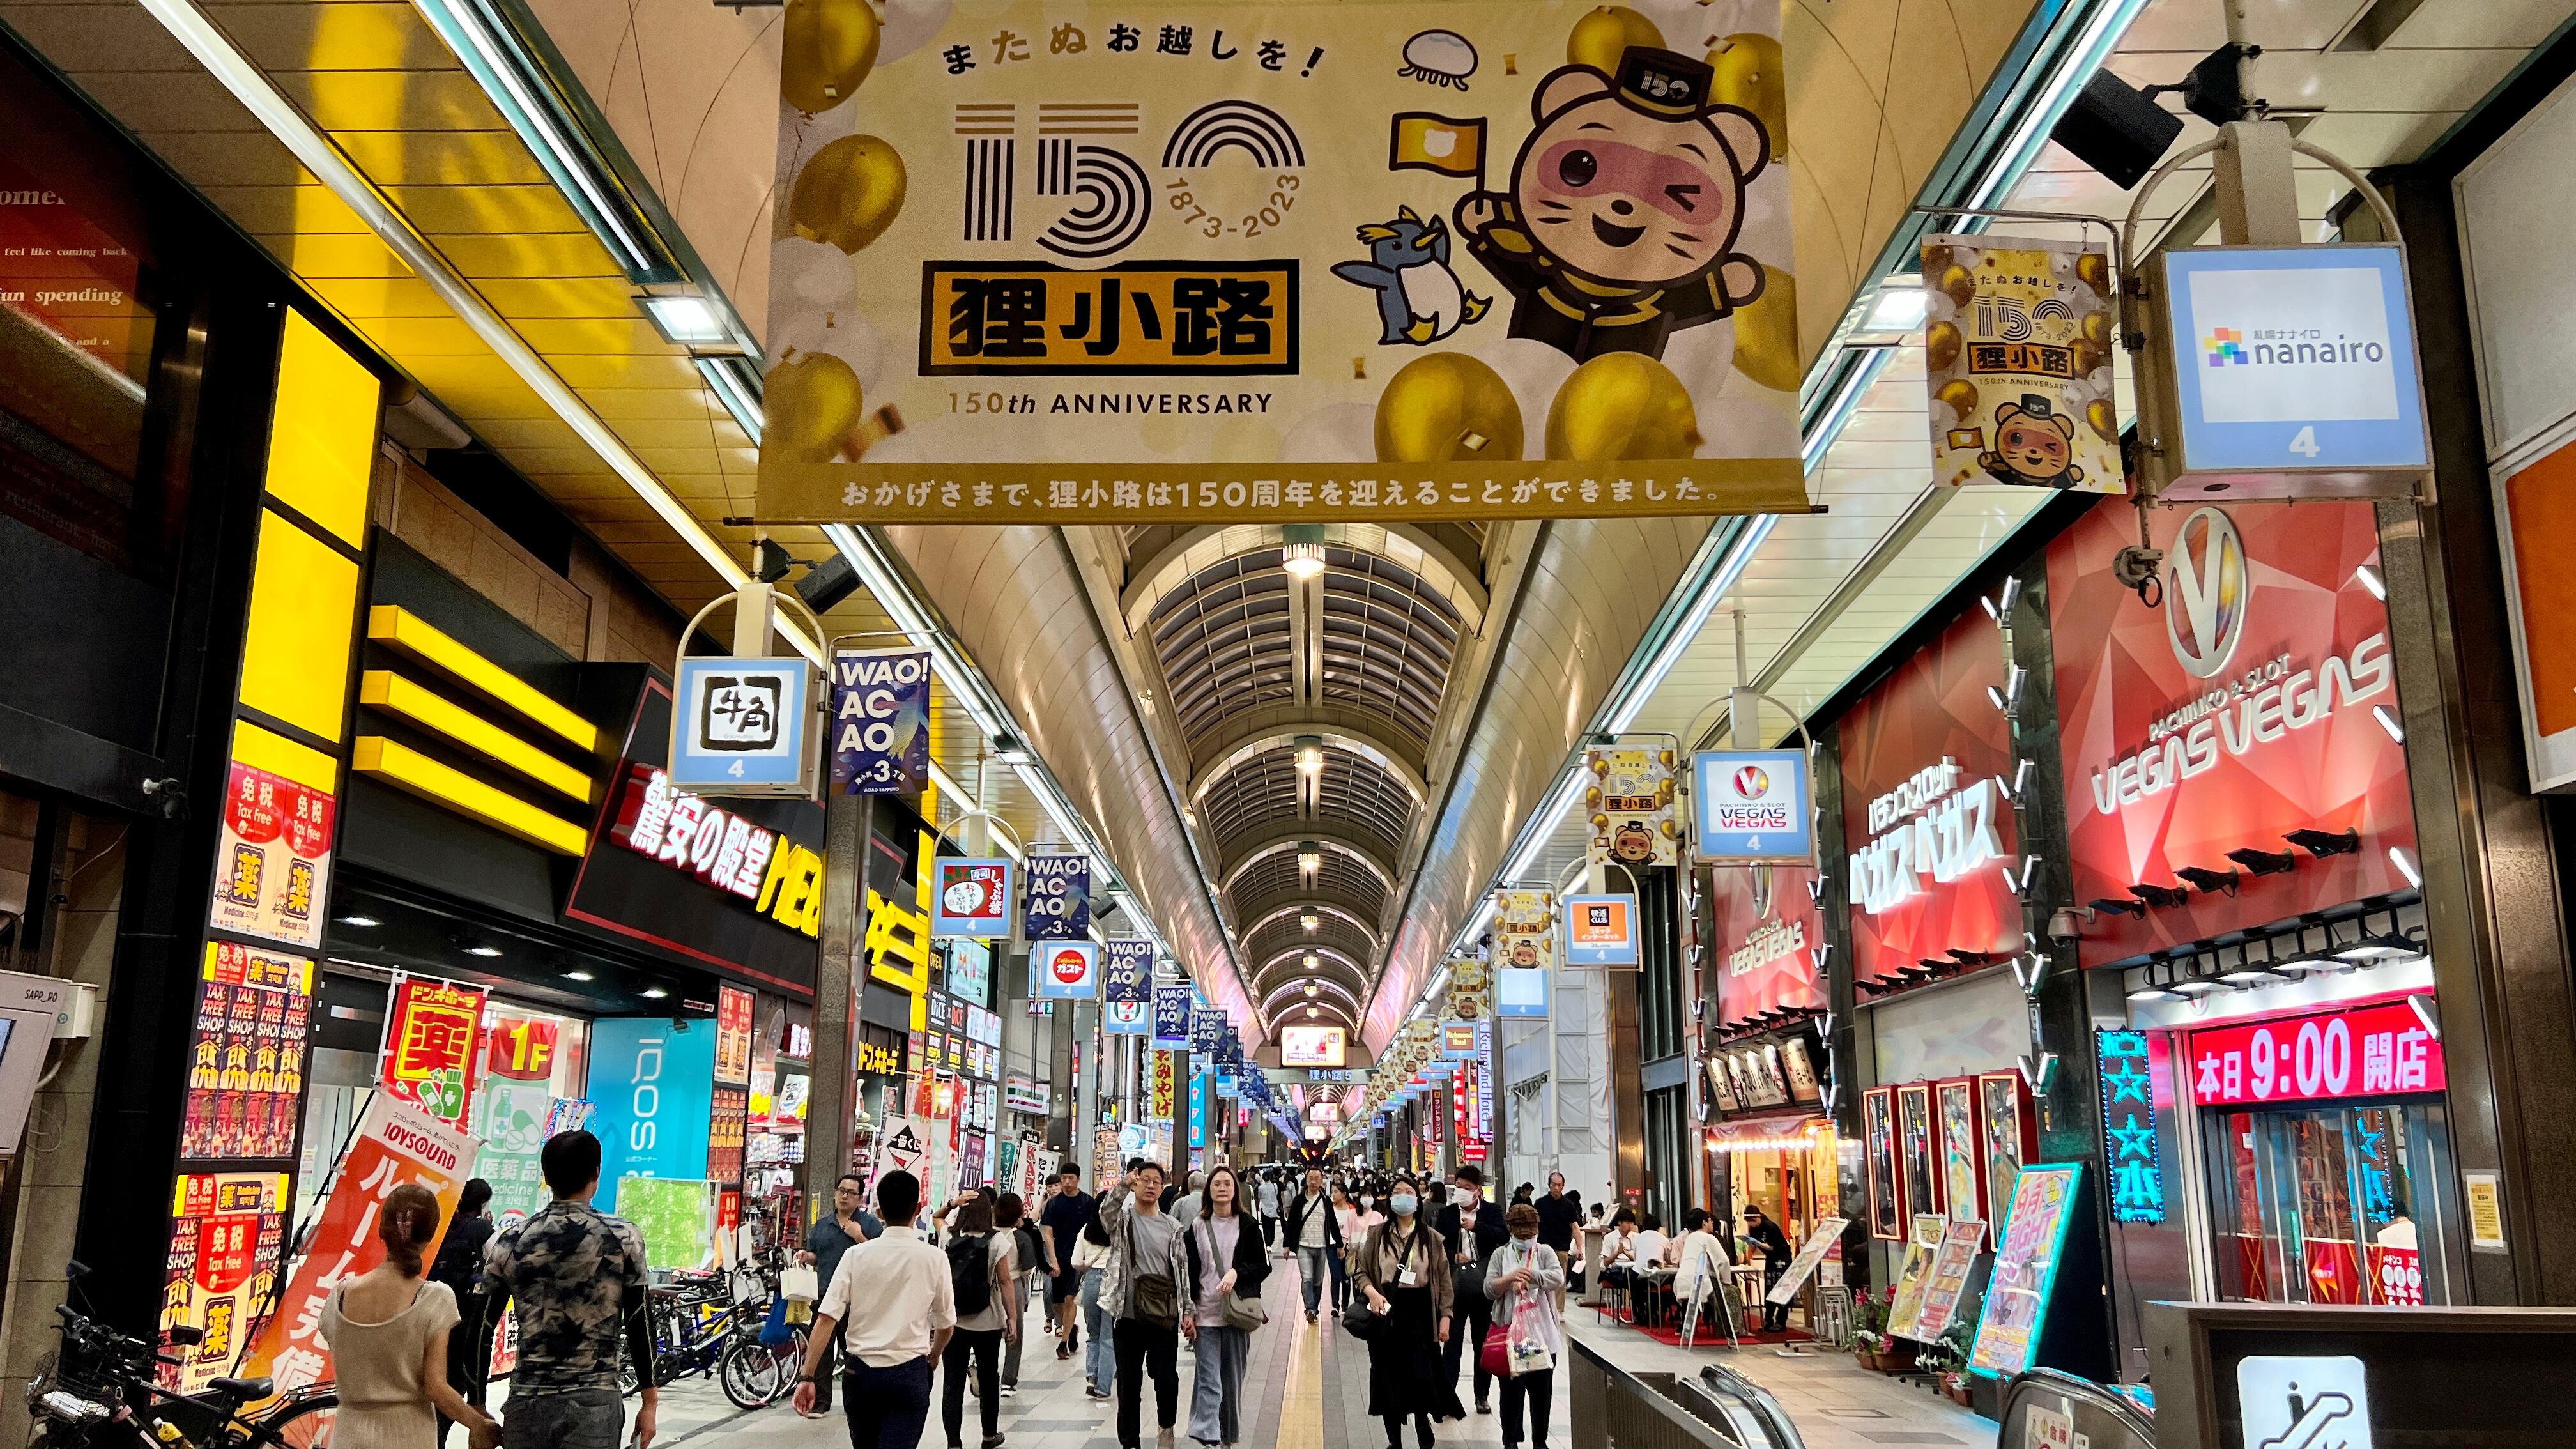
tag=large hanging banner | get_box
[236,1097,478,1396]
[760,0,1804,526]
[1583,742,1677,867]
[830,647,934,793]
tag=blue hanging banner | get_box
[827,647,931,795]
[1151,984,1193,1050]
[1103,941,1153,1004]
[1023,853,1091,940]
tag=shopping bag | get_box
[782,1263,821,1302]
[1506,1283,1551,1374]
[1478,1322,1511,1377]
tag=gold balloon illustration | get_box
[781,0,881,114]
[2069,337,2107,379]
[790,134,907,254]
[1937,263,1977,308]
[2085,396,2119,443]
[1925,319,1961,372]
[1374,353,1524,464]
[1545,353,1699,461]
[2076,250,2113,298]
[1567,6,1662,71]
[2081,309,2113,349]
[1706,34,1786,155]
[1729,265,1799,393]
[1935,378,1979,420]
[765,352,864,464]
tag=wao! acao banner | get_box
[760,0,1803,526]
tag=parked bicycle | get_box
[615,1247,804,1410]
[29,1268,335,1449]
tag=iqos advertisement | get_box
[2046,498,2418,965]
[588,1016,721,1211]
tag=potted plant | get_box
[1933,1321,1977,1403]
[1848,1291,1891,1369]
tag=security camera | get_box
[2047,907,2088,944]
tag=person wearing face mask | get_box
[1482,1204,1565,1449]
[1432,1166,1508,1416]
[1351,1174,1462,1449]
[1324,1180,1363,1313]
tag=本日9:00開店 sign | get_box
[758,0,1807,526]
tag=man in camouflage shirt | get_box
[484,1131,658,1449]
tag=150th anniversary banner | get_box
[760,0,1806,525]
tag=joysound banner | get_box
[762,0,1804,526]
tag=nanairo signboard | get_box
[758,0,1805,526]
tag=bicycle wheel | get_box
[251,1392,337,1449]
[717,1338,784,1411]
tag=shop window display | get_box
[2205,1101,2454,1308]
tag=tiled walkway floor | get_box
[592,1254,1993,1449]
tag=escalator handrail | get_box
[1694,1363,1812,1449]
[2000,1368,2157,1449]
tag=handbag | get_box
[1478,1322,1510,1377]
[1126,1214,1180,1326]
[780,1263,820,1303]
[1341,1300,1383,1340]
[1450,1217,1487,1305]
[1208,1220,1268,1330]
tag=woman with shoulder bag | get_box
[1482,1205,1567,1449]
[1181,1166,1269,1448]
[1350,1174,1462,1449]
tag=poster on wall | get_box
[156,1172,289,1392]
[2046,498,2417,965]
[1920,234,2120,494]
[590,1017,721,1209]
[1976,1071,2032,1243]
[1837,605,2020,989]
[1896,1082,1940,1220]
[1708,860,1823,1027]
[379,977,487,1129]
[180,942,312,1162]
[1864,1087,1900,1241]
[716,985,756,1085]
[829,647,932,794]
[235,1099,478,1395]
[210,752,335,951]
[1938,1077,1982,1230]
[756,1,1805,531]
[1584,743,1677,867]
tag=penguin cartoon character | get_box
[1453,47,1770,363]
[1979,394,2087,489]
[1331,206,1492,345]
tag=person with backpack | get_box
[1097,1161,1188,1449]
[939,1197,1016,1449]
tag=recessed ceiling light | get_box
[564,969,595,981]
[338,914,381,928]
[1300,912,1319,931]
[463,944,503,958]
[1862,283,1929,333]
[641,986,669,1000]
[637,293,727,345]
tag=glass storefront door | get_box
[2204,1098,2455,1307]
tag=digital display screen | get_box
[1280,1025,1346,1068]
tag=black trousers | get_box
[1114,1317,1179,1448]
[844,1356,933,1449]
[811,1320,848,1409]
[1500,1368,1554,1448]
[941,1328,1003,1446]
[1761,1265,1788,1332]
[1382,1411,1434,1449]
[1441,1289,1494,1406]
[435,1289,492,1447]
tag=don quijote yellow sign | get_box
[761,0,1805,526]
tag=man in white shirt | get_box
[794,1171,956,1449]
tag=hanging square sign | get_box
[1023,853,1091,940]
[673,657,815,797]
[1692,748,1813,862]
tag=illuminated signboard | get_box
[1692,749,1813,861]
[2096,1030,2165,1225]
[2184,997,2442,1107]
[601,763,823,938]
[1280,1025,1346,1068]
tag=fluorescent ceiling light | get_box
[639,294,728,345]
[1603,512,1779,735]
[463,944,503,958]
[132,0,818,666]
[563,969,594,981]
[1862,284,1929,333]
[641,986,668,999]
[696,358,762,443]
[337,914,381,928]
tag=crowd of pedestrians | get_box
[322,1137,1802,1449]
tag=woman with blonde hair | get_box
[319,1183,500,1449]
